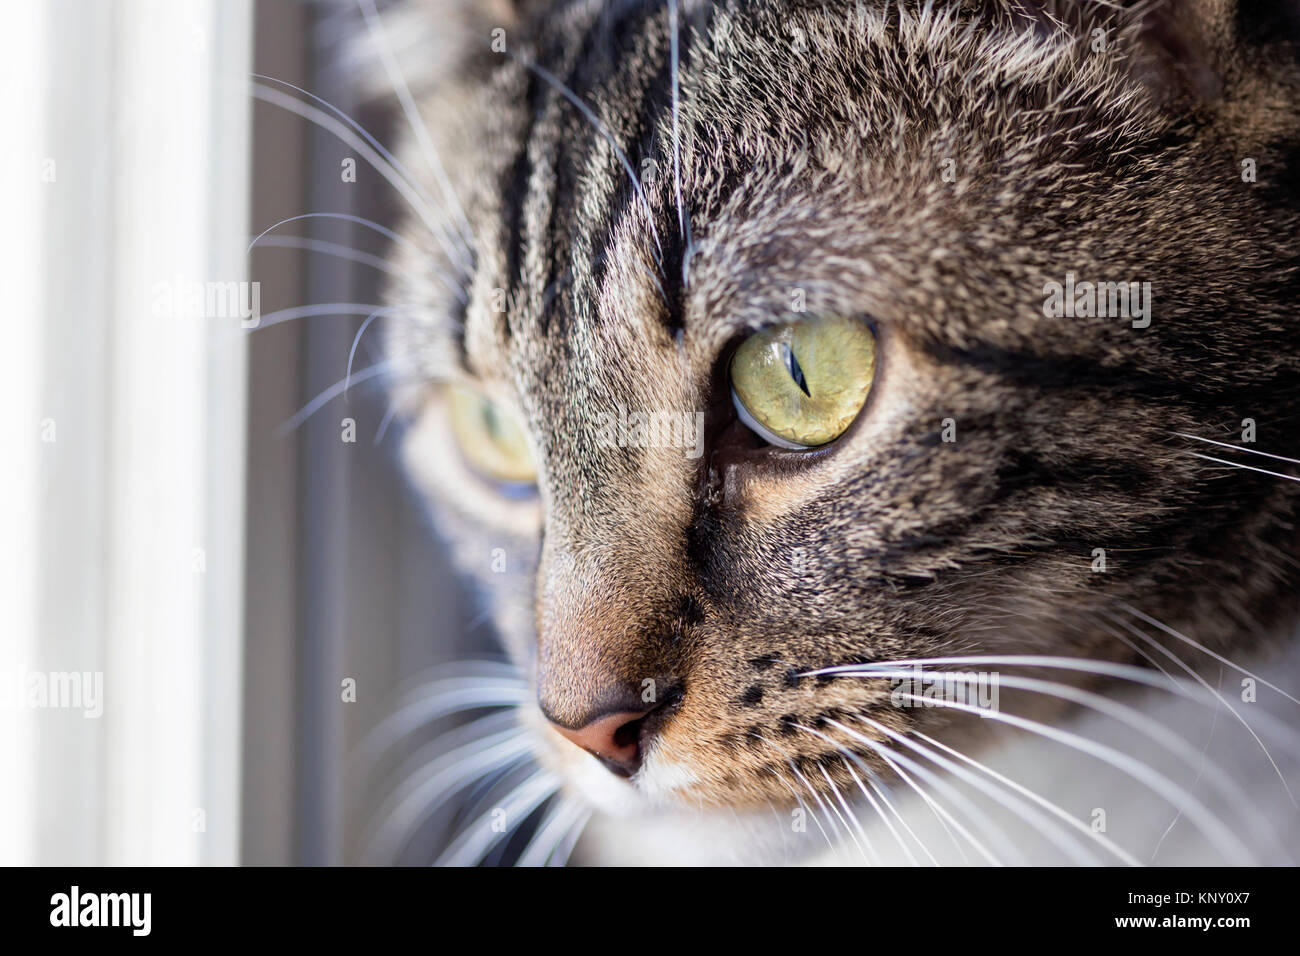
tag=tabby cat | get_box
[361,0,1300,864]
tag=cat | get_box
[353,0,1300,864]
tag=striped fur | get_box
[382,0,1300,843]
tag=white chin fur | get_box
[634,747,701,804]
[565,751,645,818]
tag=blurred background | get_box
[1,0,480,865]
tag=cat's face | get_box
[386,0,1300,818]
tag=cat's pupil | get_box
[783,343,812,397]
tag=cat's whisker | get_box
[756,731,857,858]
[863,678,1259,865]
[824,761,886,865]
[1096,617,1184,689]
[845,758,922,867]
[248,235,409,277]
[363,711,520,810]
[826,718,1007,866]
[1154,666,1224,864]
[453,754,537,833]
[547,806,593,867]
[1119,603,1300,707]
[814,761,876,864]
[248,211,418,257]
[1090,618,1229,863]
[762,800,787,855]
[254,71,425,196]
[354,678,529,764]
[384,658,523,698]
[857,762,939,866]
[856,716,1100,866]
[346,307,402,397]
[804,653,1252,709]
[638,259,672,309]
[507,56,666,276]
[753,804,787,864]
[866,736,972,865]
[362,709,526,817]
[251,81,473,276]
[782,754,851,855]
[277,360,394,436]
[373,400,399,445]
[363,726,537,864]
[866,649,1300,778]
[515,796,587,867]
[911,729,1140,866]
[445,762,557,867]
[795,723,941,868]
[1171,432,1300,467]
[1183,451,1300,483]
[751,729,837,853]
[668,0,693,286]
[435,768,561,867]
[252,71,459,258]
[834,661,1270,821]
[765,766,836,853]
[668,0,682,241]
[249,214,474,310]
[251,302,394,333]
[791,722,900,865]
[355,0,479,261]
[1104,612,1299,808]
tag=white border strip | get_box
[0,0,251,866]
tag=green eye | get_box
[446,385,537,484]
[729,316,877,449]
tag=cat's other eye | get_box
[729,315,877,449]
[446,385,537,485]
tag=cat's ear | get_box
[345,0,526,101]
[1120,0,1300,108]
[1123,0,1232,106]
[1010,0,1300,108]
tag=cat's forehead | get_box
[410,0,1158,412]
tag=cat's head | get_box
[382,0,1300,820]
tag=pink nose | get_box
[548,707,656,777]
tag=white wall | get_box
[0,0,252,866]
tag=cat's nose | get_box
[544,689,678,777]
[547,707,652,777]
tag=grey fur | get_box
[375,0,1300,862]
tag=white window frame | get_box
[0,0,252,866]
